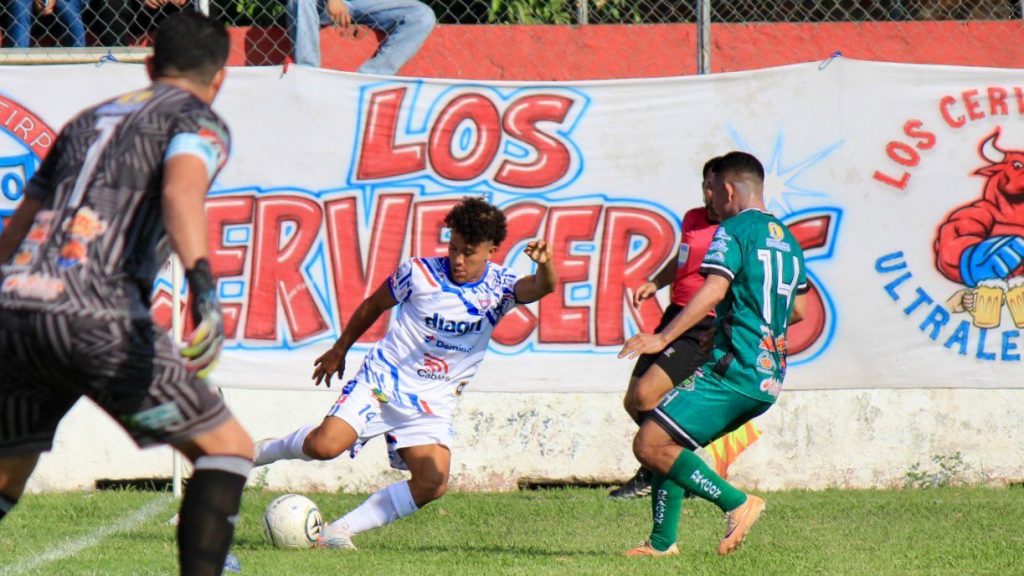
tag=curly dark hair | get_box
[444,197,508,246]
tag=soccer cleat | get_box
[222,552,241,573]
[608,467,652,500]
[623,540,679,557]
[717,495,766,556]
[315,522,357,550]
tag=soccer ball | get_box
[262,494,324,550]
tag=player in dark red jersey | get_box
[609,156,721,500]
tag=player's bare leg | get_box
[254,415,358,465]
[171,417,253,576]
[633,419,763,556]
[612,365,674,500]
[632,417,684,475]
[631,364,674,414]
[622,375,642,423]
[0,453,40,522]
[401,443,451,507]
[318,443,449,550]
[303,416,359,460]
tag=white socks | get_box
[332,481,419,535]
[254,424,315,466]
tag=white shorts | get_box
[326,378,455,470]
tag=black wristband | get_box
[185,258,216,296]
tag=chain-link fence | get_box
[0,1,1020,76]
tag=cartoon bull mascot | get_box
[939,128,1024,328]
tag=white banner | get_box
[1,58,1021,392]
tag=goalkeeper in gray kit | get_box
[0,12,251,576]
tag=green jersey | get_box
[699,209,807,403]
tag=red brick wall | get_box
[227,21,1024,80]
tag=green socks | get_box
[648,473,684,551]
[645,450,747,551]
[668,449,747,512]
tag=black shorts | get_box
[630,303,714,384]
[0,309,230,456]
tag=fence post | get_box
[578,0,588,25]
[196,0,210,17]
[170,256,185,499]
[697,0,711,74]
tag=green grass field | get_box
[1,486,1022,575]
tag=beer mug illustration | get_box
[1006,277,1024,328]
[971,280,1006,329]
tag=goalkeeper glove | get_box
[181,258,224,379]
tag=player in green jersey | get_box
[619,151,808,557]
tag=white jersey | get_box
[350,256,519,419]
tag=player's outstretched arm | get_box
[633,248,678,308]
[619,274,728,359]
[0,198,42,264]
[313,280,398,387]
[513,239,557,304]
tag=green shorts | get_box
[650,370,773,450]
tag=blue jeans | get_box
[3,0,85,48]
[287,0,435,75]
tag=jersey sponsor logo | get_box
[424,334,473,353]
[708,239,728,253]
[1,272,65,300]
[758,329,787,353]
[417,352,452,381]
[25,209,55,243]
[705,251,726,263]
[56,206,108,269]
[12,247,34,266]
[758,327,789,377]
[765,222,791,252]
[124,401,184,432]
[713,228,732,241]
[424,312,483,336]
[873,108,1024,363]
[11,209,56,267]
[759,377,783,398]
[97,90,154,116]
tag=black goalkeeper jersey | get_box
[0,83,230,319]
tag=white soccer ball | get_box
[262,494,324,550]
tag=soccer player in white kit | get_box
[253,197,557,548]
